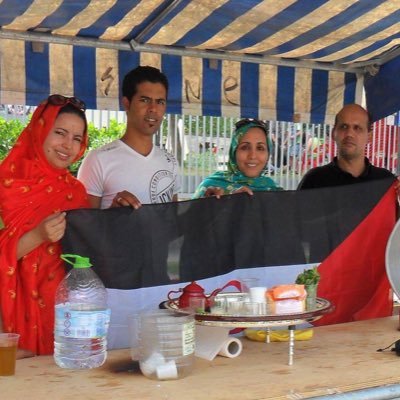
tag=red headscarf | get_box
[0,99,90,354]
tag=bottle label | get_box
[182,321,195,356]
[55,305,111,339]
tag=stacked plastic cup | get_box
[138,310,195,380]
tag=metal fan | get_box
[385,219,400,300]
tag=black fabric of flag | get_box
[62,178,395,291]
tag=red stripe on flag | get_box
[314,183,397,326]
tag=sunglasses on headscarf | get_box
[47,94,86,112]
[235,118,267,132]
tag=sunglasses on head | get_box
[47,94,86,112]
[235,118,267,131]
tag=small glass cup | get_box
[243,302,261,315]
[259,302,268,315]
[305,284,318,310]
[0,333,20,376]
[187,297,206,313]
[209,296,226,314]
[227,300,244,315]
[249,286,267,303]
[240,278,260,294]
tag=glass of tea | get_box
[0,333,20,376]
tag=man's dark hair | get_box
[333,104,373,132]
[122,66,169,101]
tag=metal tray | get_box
[161,293,334,328]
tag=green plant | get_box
[295,266,320,286]
[0,117,27,160]
[87,120,125,148]
[184,150,217,171]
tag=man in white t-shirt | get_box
[78,66,180,209]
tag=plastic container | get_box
[138,309,195,380]
[54,254,111,369]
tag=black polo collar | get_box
[332,156,371,178]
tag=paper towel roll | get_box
[217,337,243,358]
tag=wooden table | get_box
[3,316,400,400]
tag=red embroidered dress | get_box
[0,100,89,354]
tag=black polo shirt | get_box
[297,157,395,190]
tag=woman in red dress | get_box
[0,95,90,356]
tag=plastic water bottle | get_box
[54,254,111,369]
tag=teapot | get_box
[167,280,241,309]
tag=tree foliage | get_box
[0,117,26,159]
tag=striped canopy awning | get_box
[1,0,400,124]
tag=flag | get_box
[62,178,396,347]
[314,183,396,326]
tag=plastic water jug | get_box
[54,254,111,369]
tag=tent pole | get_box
[0,29,131,51]
[130,40,362,74]
[0,29,366,74]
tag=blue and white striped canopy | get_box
[1,0,400,124]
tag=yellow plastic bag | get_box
[245,328,313,342]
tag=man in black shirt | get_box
[298,104,395,189]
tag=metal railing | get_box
[2,106,398,197]
[155,114,399,197]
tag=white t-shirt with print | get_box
[78,139,181,209]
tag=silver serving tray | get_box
[161,293,334,328]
